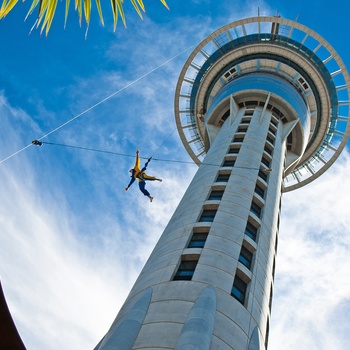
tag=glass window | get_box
[250,201,262,218]
[220,110,230,123]
[208,190,224,200]
[270,117,278,127]
[261,156,271,167]
[228,147,239,154]
[265,318,270,349]
[245,100,258,107]
[275,234,278,253]
[272,106,282,118]
[188,232,209,248]
[241,117,251,123]
[239,246,253,269]
[280,116,288,124]
[255,183,265,198]
[258,169,268,182]
[237,126,248,133]
[216,173,230,182]
[199,210,217,222]
[244,110,254,116]
[264,145,273,155]
[231,275,247,305]
[233,136,244,143]
[222,159,235,167]
[245,221,258,241]
[173,260,198,281]
[266,135,275,145]
[268,126,276,135]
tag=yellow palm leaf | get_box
[0,0,169,35]
[24,0,40,20]
[44,0,58,35]
[110,0,118,31]
[36,0,58,35]
[159,0,169,10]
[135,0,145,13]
[76,0,82,25]
[130,0,144,19]
[0,0,19,18]
[115,0,126,27]
[64,0,70,28]
[34,0,47,29]
[95,0,104,27]
[110,0,128,30]
[84,0,91,24]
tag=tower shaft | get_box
[96,16,350,350]
[97,103,287,349]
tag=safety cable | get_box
[150,126,179,159]
[34,141,272,172]
[0,45,194,165]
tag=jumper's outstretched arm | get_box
[125,150,140,191]
[134,149,141,173]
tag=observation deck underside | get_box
[174,16,350,191]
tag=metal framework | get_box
[174,16,350,191]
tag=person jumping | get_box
[125,150,162,202]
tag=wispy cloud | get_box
[1,1,349,349]
[0,90,196,349]
[270,151,350,349]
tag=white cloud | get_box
[1,2,349,349]
[0,95,124,348]
[0,91,197,349]
[270,151,350,350]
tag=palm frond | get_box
[0,0,19,18]
[64,0,70,28]
[110,0,118,31]
[95,0,104,27]
[130,0,144,20]
[159,0,169,10]
[83,0,91,24]
[135,0,145,13]
[75,0,83,26]
[43,0,58,35]
[25,0,41,21]
[0,0,169,35]
[35,0,59,35]
[115,0,126,28]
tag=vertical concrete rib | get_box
[94,288,152,350]
[175,286,217,350]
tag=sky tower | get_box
[95,16,350,350]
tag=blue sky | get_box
[1,1,350,349]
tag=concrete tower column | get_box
[96,16,350,350]
[95,100,299,350]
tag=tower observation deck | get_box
[95,16,350,350]
[175,16,350,191]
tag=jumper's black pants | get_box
[139,181,150,196]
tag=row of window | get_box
[173,114,278,312]
[264,144,283,347]
[231,117,277,305]
[221,118,248,167]
[173,110,281,349]
[237,100,285,123]
[173,259,199,281]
